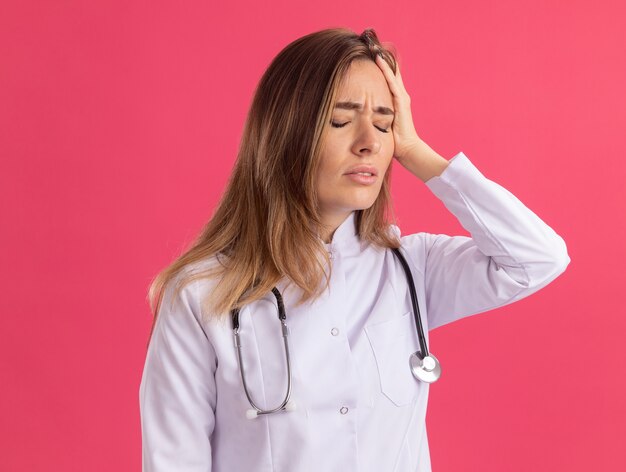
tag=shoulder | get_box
[387,222,441,275]
[159,255,225,314]
[176,255,225,293]
[388,221,431,249]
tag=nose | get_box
[351,122,382,156]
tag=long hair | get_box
[146,27,402,344]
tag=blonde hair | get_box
[146,27,401,345]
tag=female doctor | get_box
[139,28,570,472]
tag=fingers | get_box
[375,53,404,97]
[395,60,405,87]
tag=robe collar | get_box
[319,211,365,257]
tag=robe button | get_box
[340,407,349,415]
[331,327,340,336]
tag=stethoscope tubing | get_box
[231,246,439,418]
[390,247,430,358]
[232,288,293,416]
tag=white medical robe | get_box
[139,151,570,471]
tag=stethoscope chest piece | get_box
[410,351,441,383]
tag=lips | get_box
[344,165,378,177]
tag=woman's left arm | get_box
[411,150,571,329]
[375,52,571,330]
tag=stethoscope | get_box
[230,246,441,419]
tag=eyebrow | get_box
[334,101,395,116]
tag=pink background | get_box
[2,1,625,470]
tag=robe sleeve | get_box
[139,275,217,471]
[402,151,570,331]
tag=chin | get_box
[347,198,377,211]
[322,190,381,214]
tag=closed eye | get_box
[331,121,390,133]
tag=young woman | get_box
[139,27,570,472]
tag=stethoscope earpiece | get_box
[246,399,297,420]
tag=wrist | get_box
[401,140,449,182]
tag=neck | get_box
[318,210,353,244]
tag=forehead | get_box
[335,59,392,104]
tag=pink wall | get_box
[1,1,624,470]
